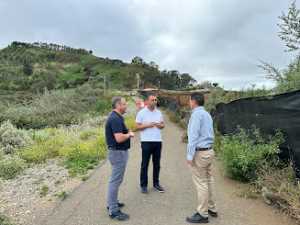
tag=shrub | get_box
[61,132,106,176]
[0,156,26,179]
[95,98,111,114]
[0,86,111,129]
[20,126,107,176]
[125,116,137,131]
[0,120,32,154]
[20,128,65,163]
[219,128,283,182]
[0,90,85,128]
[255,163,300,220]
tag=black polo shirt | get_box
[105,111,130,150]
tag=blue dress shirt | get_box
[187,106,214,160]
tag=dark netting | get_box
[214,90,300,178]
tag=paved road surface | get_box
[37,114,295,225]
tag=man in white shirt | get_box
[135,92,165,193]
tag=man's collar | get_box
[113,110,123,117]
[146,106,156,112]
[192,106,204,113]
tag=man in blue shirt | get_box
[105,97,134,221]
[186,93,218,224]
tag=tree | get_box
[180,73,197,88]
[131,56,144,65]
[258,60,283,82]
[278,1,300,51]
[212,83,219,88]
[30,71,57,92]
[149,61,159,69]
[23,61,33,76]
[259,2,300,93]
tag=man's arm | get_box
[136,122,156,131]
[111,119,134,143]
[187,113,201,163]
[135,110,156,131]
[114,132,134,143]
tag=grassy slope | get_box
[0,43,157,92]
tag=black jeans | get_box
[140,142,162,187]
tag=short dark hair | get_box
[146,92,157,100]
[191,93,205,106]
[112,96,122,109]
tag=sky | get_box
[0,0,297,90]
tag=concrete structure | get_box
[138,89,211,108]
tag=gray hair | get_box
[112,96,122,109]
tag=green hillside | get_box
[0,41,196,92]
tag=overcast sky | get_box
[0,0,297,90]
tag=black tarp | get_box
[214,90,300,177]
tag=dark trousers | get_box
[140,142,162,187]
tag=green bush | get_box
[0,157,26,179]
[61,133,106,176]
[219,128,283,182]
[20,126,106,176]
[95,98,111,114]
[124,115,137,131]
[0,120,32,154]
[0,85,111,129]
[20,136,63,163]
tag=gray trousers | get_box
[107,149,129,214]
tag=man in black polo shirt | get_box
[105,97,134,221]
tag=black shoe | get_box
[153,184,165,193]
[141,186,148,194]
[208,209,218,217]
[106,202,125,210]
[186,212,208,223]
[109,210,129,221]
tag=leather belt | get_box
[196,147,212,151]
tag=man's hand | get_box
[128,131,135,138]
[147,122,157,128]
[186,160,194,167]
[155,122,164,129]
